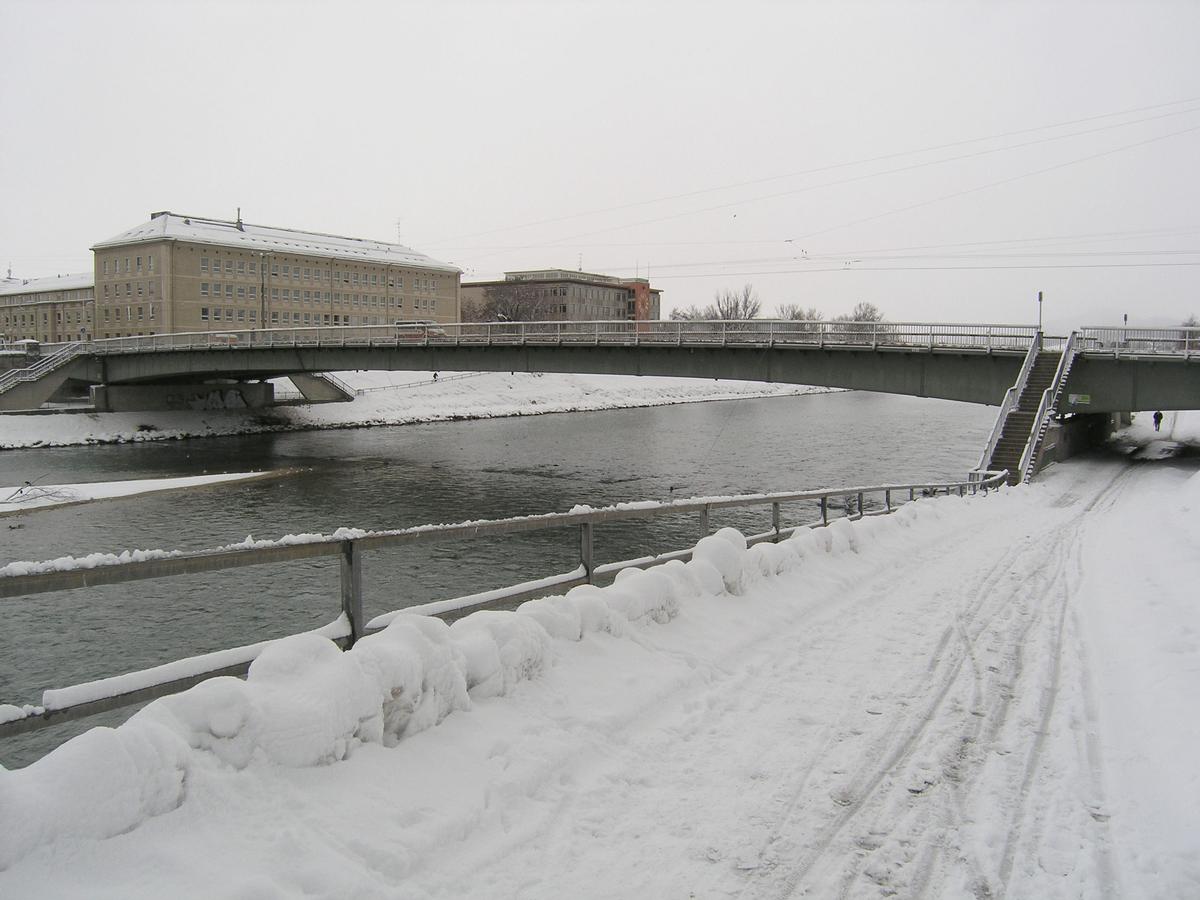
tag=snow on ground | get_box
[0,372,833,449]
[1111,410,1200,461]
[0,471,282,514]
[0,454,1196,898]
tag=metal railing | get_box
[1078,325,1200,359]
[973,332,1041,476]
[78,320,1040,356]
[1020,331,1080,483]
[0,342,85,395]
[0,470,1009,741]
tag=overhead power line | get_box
[649,261,1200,279]
[428,94,1200,248]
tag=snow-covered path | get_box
[1,456,1196,899]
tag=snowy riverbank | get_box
[0,372,835,450]
[1,456,1197,897]
[0,471,288,515]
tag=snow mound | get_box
[0,504,950,870]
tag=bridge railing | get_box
[974,332,1042,475]
[1078,326,1200,359]
[80,320,1039,355]
[0,342,85,395]
[0,470,1009,743]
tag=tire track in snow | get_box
[752,466,1131,899]
[992,466,1129,900]
[738,507,1056,898]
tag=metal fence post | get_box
[580,522,595,584]
[857,492,864,518]
[820,496,828,526]
[772,502,781,542]
[909,488,915,502]
[340,540,364,646]
[699,505,710,540]
[885,489,891,512]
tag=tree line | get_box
[669,284,883,324]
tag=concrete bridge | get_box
[3,320,1196,415]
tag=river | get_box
[0,391,994,766]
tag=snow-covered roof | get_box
[0,272,94,297]
[91,212,460,274]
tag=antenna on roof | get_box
[578,252,583,272]
[395,217,404,244]
[236,207,244,231]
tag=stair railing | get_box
[972,331,1041,478]
[0,342,86,395]
[1019,331,1079,482]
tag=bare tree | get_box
[834,301,883,323]
[669,304,708,320]
[711,284,761,320]
[465,283,558,322]
[831,302,886,341]
[776,303,823,321]
[776,303,824,337]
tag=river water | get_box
[0,391,993,766]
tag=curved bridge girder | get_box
[96,344,1025,406]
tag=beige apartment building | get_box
[90,211,461,339]
[0,272,95,343]
[461,269,661,322]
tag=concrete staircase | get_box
[0,343,90,412]
[988,350,1061,485]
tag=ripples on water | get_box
[0,391,992,765]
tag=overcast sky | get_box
[2,0,1198,329]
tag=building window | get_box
[225,285,233,298]
[237,309,245,322]
[225,308,234,321]
[237,287,246,299]
[224,260,233,274]
[148,255,154,272]
[271,311,279,325]
[249,286,257,299]
[200,283,209,297]
[237,261,245,275]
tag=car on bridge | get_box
[394,321,448,341]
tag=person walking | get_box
[1153,411,1164,432]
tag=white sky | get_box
[2,0,1198,329]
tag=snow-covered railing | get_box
[1078,325,1200,359]
[80,320,1040,356]
[0,470,1009,741]
[0,342,85,395]
[973,332,1041,475]
[1019,331,1080,483]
